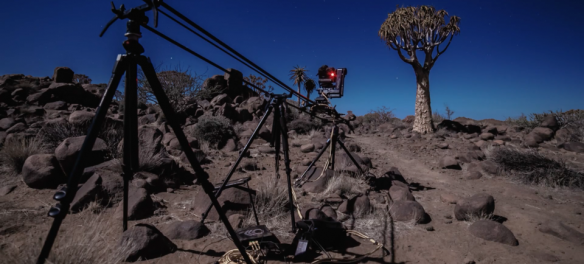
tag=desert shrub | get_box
[490,146,584,189]
[243,178,289,236]
[0,137,48,176]
[288,117,322,134]
[190,115,235,149]
[37,121,124,159]
[506,110,584,139]
[432,111,445,124]
[363,106,394,124]
[133,64,223,111]
[6,205,135,264]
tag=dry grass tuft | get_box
[243,178,290,237]
[0,137,48,177]
[3,205,135,264]
[490,146,584,189]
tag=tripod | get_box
[294,120,365,188]
[37,4,253,264]
[200,93,298,233]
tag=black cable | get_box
[157,9,277,87]
[141,24,329,122]
[159,2,314,105]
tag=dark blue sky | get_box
[1,0,583,120]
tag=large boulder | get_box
[540,115,559,131]
[120,224,177,262]
[68,110,95,125]
[27,83,101,108]
[21,154,66,189]
[0,117,16,130]
[439,156,461,170]
[389,185,415,201]
[469,220,518,246]
[239,96,267,115]
[161,220,209,240]
[53,67,74,83]
[530,127,554,142]
[55,136,108,176]
[115,187,154,220]
[454,193,495,221]
[389,200,429,223]
[70,174,104,212]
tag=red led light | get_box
[330,73,335,77]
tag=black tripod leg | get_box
[247,182,260,226]
[337,139,365,175]
[37,55,127,264]
[122,56,140,231]
[330,133,337,171]
[273,105,281,179]
[295,139,331,187]
[138,56,253,264]
[278,103,296,232]
[200,100,274,223]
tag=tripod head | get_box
[99,0,161,38]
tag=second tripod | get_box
[200,93,298,233]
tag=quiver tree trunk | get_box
[412,67,434,134]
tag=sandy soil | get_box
[1,131,583,264]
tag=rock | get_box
[540,115,559,130]
[70,174,103,212]
[454,193,495,221]
[68,110,95,125]
[6,123,26,134]
[439,156,461,170]
[558,142,584,153]
[241,160,258,171]
[539,220,584,245]
[301,167,334,194]
[440,193,459,204]
[403,115,415,123]
[55,136,108,175]
[44,101,68,110]
[305,208,328,220]
[495,135,511,141]
[115,187,154,220]
[389,200,428,223]
[436,143,449,149]
[53,67,74,83]
[480,133,494,140]
[321,205,337,220]
[492,139,505,146]
[480,160,499,175]
[354,195,371,215]
[469,220,518,246]
[210,94,232,106]
[193,187,252,221]
[531,127,554,142]
[389,185,415,201]
[0,117,15,130]
[436,120,467,133]
[120,224,177,262]
[134,171,165,193]
[300,144,315,153]
[257,146,275,154]
[161,220,210,240]
[139,114,157,125]
[466,170,483,180]
[22,154,66,189]
[555,127,577,143]
[523,134,540,148]
[0,185,17,196]
[228,214,245,229]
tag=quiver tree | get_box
[379,5,460,134]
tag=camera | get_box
[315,65,347,104]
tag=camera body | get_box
[315,65,347,104]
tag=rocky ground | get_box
[1,68,583,264]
